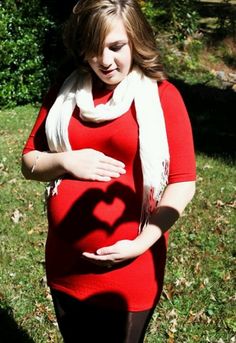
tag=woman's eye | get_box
[110,44,125,52]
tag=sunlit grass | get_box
[0,105,235,342]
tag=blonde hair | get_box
[63,0,166,81]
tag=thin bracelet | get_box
[31,153,41,173]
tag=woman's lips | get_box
[100,69,116,76]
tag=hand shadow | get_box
[50,181,142,243]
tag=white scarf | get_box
[45,67,169,231]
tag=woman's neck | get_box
[92,73,118,91]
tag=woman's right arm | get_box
[22,84,126,183]
[22,149,126,182]
[22,150,66,181]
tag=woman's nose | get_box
[99,48,113,68]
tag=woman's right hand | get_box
[61,149,126,182]
[22,149,125,182]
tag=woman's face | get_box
[87,18,132,89]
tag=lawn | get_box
[0,105,235,342]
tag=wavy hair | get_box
[63,0,166,81]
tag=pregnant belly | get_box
[47,178,142,252]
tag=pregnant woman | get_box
[21,0,196,342]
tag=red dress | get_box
[23,80,196,311]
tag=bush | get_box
[138,0,166,33]
[0,1,54,107]
[139,0,200,41]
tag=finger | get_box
[82,252,114,266]
[93,175,111,182]
[96,168,121,179]
[82,252,107,260]
[96,246,117,255]
[101,156,125,168]
[82,252,104,260]
[98,164,126,175]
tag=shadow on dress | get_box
[47,182,171,309]
[51,290,129,343]
[51,182,141,243]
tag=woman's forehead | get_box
[103,18,128,45]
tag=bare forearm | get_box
[21,149,126,183]
[135,181,196,252]
[21,150,66,181]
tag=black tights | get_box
[51,289,155,343]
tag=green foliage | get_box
[157,35,217,86]
[138,0,166,33]
[161,0,200,41]
[1,0,235,108]
[171,7,199,41]
[140,0,200,41]
[0,1,54,107]
[215,0,236,36]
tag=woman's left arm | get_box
[134,180,196,251]
[82,180,195,266]
[83,82,196,266]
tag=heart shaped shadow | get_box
[52,181,142,243]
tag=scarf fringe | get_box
[139,158,169,233]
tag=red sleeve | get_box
[22,84,60,155]
[159,80,196,184]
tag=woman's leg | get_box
[125,309,155,343]
[51,289,155,343]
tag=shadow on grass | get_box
[171,78,236,162]
[0,306,35,343]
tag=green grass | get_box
[0,105,235,342]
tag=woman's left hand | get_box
[82,239,144,268]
